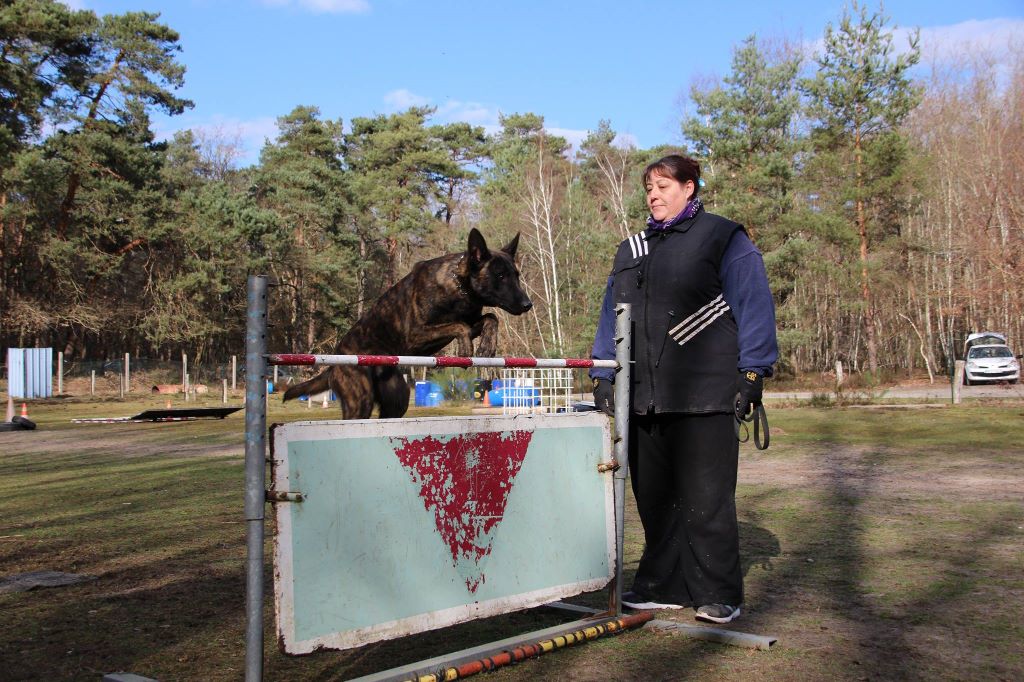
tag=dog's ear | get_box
[501,233,521,260]
[467,228,491,268]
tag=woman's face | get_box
[646,171,694,222]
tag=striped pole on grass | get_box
[404,611,653,682]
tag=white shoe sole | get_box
[695,606,741,623]
[622,599,685,610]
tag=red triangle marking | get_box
[391,430,533,593]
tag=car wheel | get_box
[963,374,971,386]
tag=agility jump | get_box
[244,275,636,681]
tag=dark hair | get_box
[642,154,701,196]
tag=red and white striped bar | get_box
[267,353,618,370]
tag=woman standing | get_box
[590,154,777,624]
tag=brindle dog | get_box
[283,229,532,419]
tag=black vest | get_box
[611,208,743,414]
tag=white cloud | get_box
[612,132,639,149]
[383,89,431,111]
[261,0,370,14]
[436,100,498,126]
[908,18,1024,62]
[804,17,1024,64]
[545,127,639,152]
[383,91,502,131]
[384,91,620,152]
[546,126,591,150]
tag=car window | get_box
[968,346,1012,359]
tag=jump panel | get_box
[271,412,615,654]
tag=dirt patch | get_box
[741,444,1024,501]
[0,425,243,460]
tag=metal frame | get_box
[244,275,268,682]
[243,274,632,681]
[499,367,573,414]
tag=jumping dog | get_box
[282,229,533,418]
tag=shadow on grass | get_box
[734,413,1023,681]
[1,553,246,680]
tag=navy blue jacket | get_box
[590,222,778,391]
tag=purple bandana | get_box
[646,197,702,232]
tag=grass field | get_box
[1,395,1022,681]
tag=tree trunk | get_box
[855,132,879,374]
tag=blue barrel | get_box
[414,381,430,407]
[416,381,443,407]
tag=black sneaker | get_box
[621,591,684,610]
[695,603,741,623]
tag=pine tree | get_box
[683,36,801,242]
[2,5,193,355]
[801,1,921,374]
[253,106,354,352]
[344,107,459,289]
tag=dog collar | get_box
[454,256,475,300]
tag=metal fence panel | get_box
[6,348,52,399]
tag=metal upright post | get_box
[244,275,269,681]
[611,303,632,616]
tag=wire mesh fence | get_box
[499,368,575,415]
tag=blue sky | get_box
[72,0,1024,166]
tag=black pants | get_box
[628,411,742,607]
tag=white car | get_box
[964,344,1020,385]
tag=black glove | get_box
[593,378,615,417]
[735,370,763,420]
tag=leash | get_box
[735,402,769,450]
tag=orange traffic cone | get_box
[20,402,28,418]
[482,390,491,407]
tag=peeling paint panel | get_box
[272,413,614,654]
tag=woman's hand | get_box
[735,371,763,420]
[593,379,615,416]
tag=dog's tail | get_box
[282,370,330,402]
